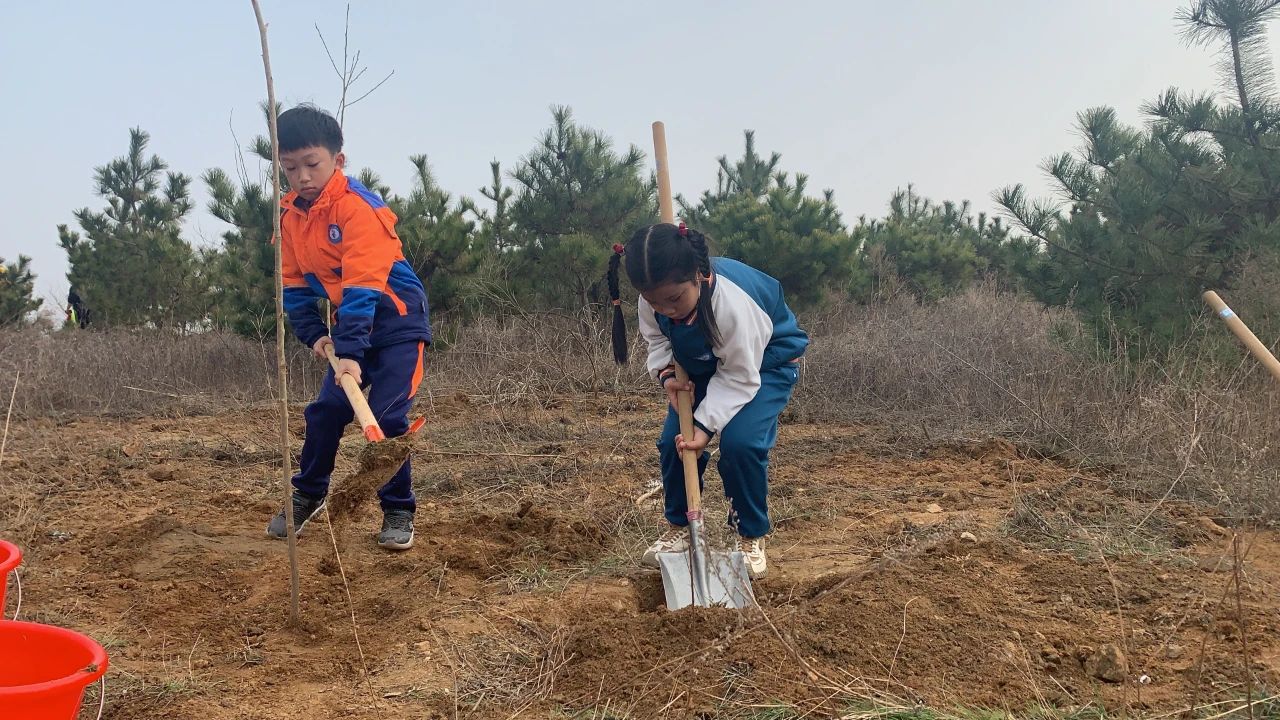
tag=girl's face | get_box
[642,279,700,320]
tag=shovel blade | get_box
[657,550,755,610]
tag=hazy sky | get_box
[0,0,1263,311]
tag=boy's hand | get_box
[312,336,334,359]
[662,376,694,412]
[313,336,361,386]
[676,428,710,453]
[333,358,363,386]
[334,358,362,387]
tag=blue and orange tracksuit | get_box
[281,169,431,512]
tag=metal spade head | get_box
[657,549,755,610]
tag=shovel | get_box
[326,344,387,441]
[651,121,754,610]
[656,364,755,609]
[322,344,427,525]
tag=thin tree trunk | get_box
[1229,30,1258,143]
[251,0,301,624]
[1227,26,1280,218]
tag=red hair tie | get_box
[677,222,689,237]
[612,243,625,255]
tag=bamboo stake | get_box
[251,0,301,624]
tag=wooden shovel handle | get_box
[652,121,675,226]
[324,345,386,441]
[674,365,702,514]
[1202,291,1280,385]
[653,121,701,514]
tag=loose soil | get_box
[2,393,1278,718]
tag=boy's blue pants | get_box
[293,341,424,512]
[657,363,799,539]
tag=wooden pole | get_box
[652,121,675,224]
[1202,290,1280,384]
[650,121,696,507]
[251,0,301,624]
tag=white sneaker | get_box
[641,525,689,567]
[738,536,767,579]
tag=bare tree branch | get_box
[314,4,392,129]
[314,23,345,81]
[345,70,395,109]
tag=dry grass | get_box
[426,306,652,402]
[792,285,1280,523]
[437,618,574,713]
[0,328,321,416]
[2,284,1278,521]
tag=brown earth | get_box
[1,392,1278,718]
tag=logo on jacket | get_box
[327,224,342,243]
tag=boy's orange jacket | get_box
[281,170,431,360]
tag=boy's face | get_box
[281,146,344,202]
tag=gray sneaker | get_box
[266,491,326,539]
[377,509,415,551]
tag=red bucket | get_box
[0,540,18,611]
[0,620,108,719]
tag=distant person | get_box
[264,104,432,551]
[67,286,89,328]
[608,222,809,578]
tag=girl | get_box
[609,222,808,578]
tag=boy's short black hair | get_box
[278,104,343,154]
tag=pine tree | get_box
[680,131,855,308]
[205,103,299,338]
[996,1,1280,347]
[58,128,204,329]
[475,161,516,253]
[509,106,653,310]
[0,256,42,328]
[1177,0,1280,147]
[205,167,278,338]
[854,188,1037,301]
[391,155,479,317]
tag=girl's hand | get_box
[676,428,710,453]
[663,376,694,411]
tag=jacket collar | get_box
[281,169,347,216]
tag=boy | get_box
[265,104,431,550]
